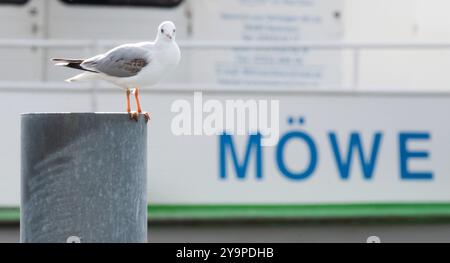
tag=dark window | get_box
[60,0,183,8]
[0,0,28,5]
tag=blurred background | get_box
[2,0,450,242]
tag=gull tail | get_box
[51,58,99,73]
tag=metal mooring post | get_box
[20,113,148,243]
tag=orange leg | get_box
[134,87,142,113]
[126,89,131,113]
[127,88,139,121]
[134,87,150,123]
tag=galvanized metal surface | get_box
[21,113,147,243]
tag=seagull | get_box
[52,21,181,122]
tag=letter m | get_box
[220,133,262,180]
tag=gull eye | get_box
[161,28,164,33]
[173,29,176,33]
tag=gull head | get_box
[158,21,177,42]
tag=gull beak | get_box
[165,34,173,40]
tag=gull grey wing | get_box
[82,46,150,78]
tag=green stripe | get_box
[0,207,20,222]
[4,203,450,223]
[147,203,450,220]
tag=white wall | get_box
[343,0,450,90]
[0,1,45,81]
[3,0,450,90]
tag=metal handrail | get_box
[2,39,450,49]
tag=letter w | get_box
[329,132,383,180]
